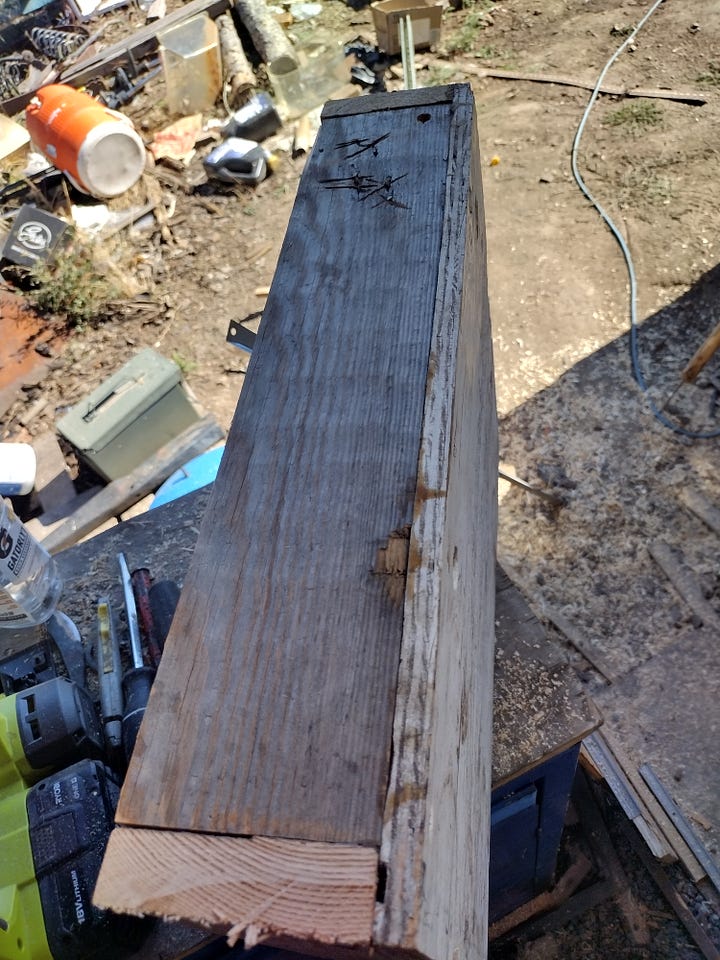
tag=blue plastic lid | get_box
[151,445,225,509]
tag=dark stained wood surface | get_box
[115,92,461,847]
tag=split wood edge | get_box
[375,84,497,958]
[581,733,672,863]
[217,13,255,105]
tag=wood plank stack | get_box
[94,85,498,960]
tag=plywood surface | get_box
[493,566,600,787]
[117,93,458,846]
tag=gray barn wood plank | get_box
[95,84,497,960]
[116,92,455,846]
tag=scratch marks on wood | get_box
[320,172,409,209]
[321,130,409,209]
[335,132,390,158]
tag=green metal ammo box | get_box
[57,349,200,482]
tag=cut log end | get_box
[94,827,378,948]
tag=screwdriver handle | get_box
[148,580,181,654]
[131,568,162,668]
[97,598,123,754]
[121,665,155,764]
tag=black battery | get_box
[223,93,281,142]
[16,677,104,772]
[1,204,67,267]
[27,759,150,960]
[204,138,268,186]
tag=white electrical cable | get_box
[571,0,720,439]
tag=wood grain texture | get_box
[233,0,297,68]
[56,488,590,960]
[598,725,706,883]
[116,88,460,845]
[217,13,255,104]
[376,86,498,960]
[93,828,377,946]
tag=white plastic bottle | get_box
[0,442,37,496]
[0,498,63,628]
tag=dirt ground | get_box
[3,0,720,432]
[3,0,720,956]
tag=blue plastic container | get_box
[151,445,225,509]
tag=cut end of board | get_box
[93,827,378,948]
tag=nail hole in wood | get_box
[417,113,431,123]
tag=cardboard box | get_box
[371,0,442,55]
[57,349,200,481]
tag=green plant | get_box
[603,101,663,134]
[617,168,674,210]
[425,65,455,86]
[696,63,720,86]
[171,352,197,375]
[474,44,500,60]
[445,0,493,55]
[30,242,118,325]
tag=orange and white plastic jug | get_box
[26,84,146,198]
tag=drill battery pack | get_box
[28,759,148,960]
[1,680,149,960]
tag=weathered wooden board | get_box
[374,91,496,959]
[118,92,456,847]
[95,84,497,960]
